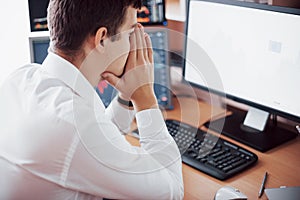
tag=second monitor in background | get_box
[138,0,167,26]
[29,36,50,64]
[28,0,167,32]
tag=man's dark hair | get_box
[48,0,141,55]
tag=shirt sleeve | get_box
[65,102,184,200]
[105,97,136,134]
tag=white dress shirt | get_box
[0,52,183,200]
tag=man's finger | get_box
[135,24,144,60]
[140,30,148,61]
[101,72,120,88]
[126,31,137,71]
[145,33,153,63]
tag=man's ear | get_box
[95,27,108,48]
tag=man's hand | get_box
[102,24,158,111]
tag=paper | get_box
[243,107,269,131]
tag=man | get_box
[0,0,183,199]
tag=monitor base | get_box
[205,106,298,152]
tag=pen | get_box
[258,172,268,198]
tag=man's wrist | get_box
[132,96,158,112]
[117,96,134,108]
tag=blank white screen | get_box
[185,0,300,118]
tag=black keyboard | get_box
[166,119,258,180]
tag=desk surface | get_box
[127,97,300,200]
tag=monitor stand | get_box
[205,105,298,152]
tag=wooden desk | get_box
[127,96,300,200]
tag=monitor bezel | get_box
[182,0,300,122]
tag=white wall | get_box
[0,1,31,85]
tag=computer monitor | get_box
[29,36,50,64]
[183,0,300,152]
[137,0,167,26]
[28,0,167,32]
[28,0,50,32]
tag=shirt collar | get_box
[42,52,105,109]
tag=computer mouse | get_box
[214,186,248,200]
